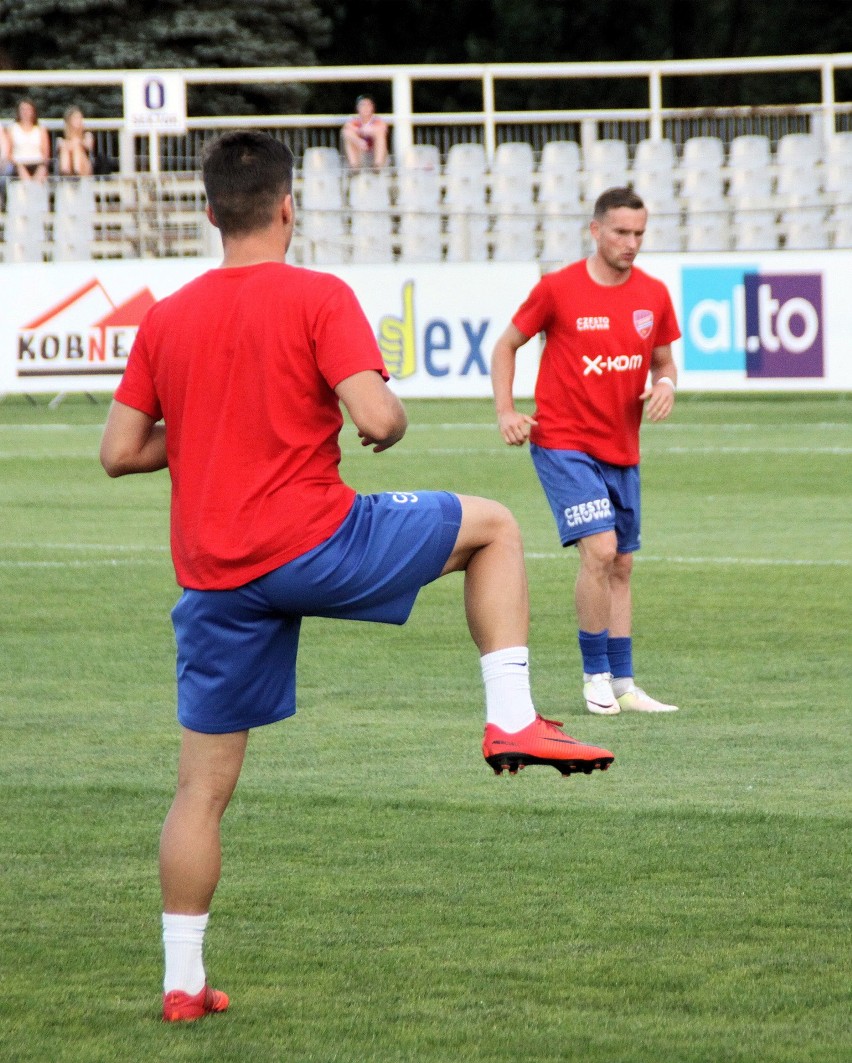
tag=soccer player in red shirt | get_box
[99,132,614,1022]
[492,187,681,717]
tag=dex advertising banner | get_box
[0,259,541,398]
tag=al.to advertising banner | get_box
[1,253,851,397]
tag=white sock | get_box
[611,677,635,697]
[480,646,537,733]
[163,912,208,995]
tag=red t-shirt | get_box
[512,261,681,465]
[115,262,388,590]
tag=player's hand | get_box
[640,380,676,422]
[498,410,538,446]
[358,430,398,453]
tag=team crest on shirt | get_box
[633,309,654,339]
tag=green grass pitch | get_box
[1,392,849,1062]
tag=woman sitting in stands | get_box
[8,98,51,182]
[57,106,95,177]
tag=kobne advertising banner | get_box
[2,252,851,396]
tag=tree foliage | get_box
[0,0,332,116]
[0,0,849,118]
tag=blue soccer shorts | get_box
[529,444,641,551]
[171,491,462,734]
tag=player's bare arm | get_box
[100,400,167,477]
[491,323,538,446]
[335,369,408,452]
[640,344,677,422]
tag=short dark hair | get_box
[593,187,645,219]
[202,131,294,238]
[355,94,374,106]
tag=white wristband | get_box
[656,376,676,391]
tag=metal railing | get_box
[0,54,850,174]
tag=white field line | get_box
[2,421,849,433]
[526,553,849,567]
[3,442,849,459]
[0,548,847,569]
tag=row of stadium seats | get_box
[2,134,851,263]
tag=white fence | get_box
[2,54,852,173]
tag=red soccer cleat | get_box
[163,984,230,1022]
[483,714,615,776]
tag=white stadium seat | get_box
[446,142,488,176]
[781,208,829,250]
[444,169,487,210]
[727,167,773,207]
[539,140,581,174]
[582,139,629,199]
[52,177,96,261]
[490,170,534,209]
[831,205,852,248]
[776,133,822,166]
[398,212,442,262]
[684,209,731,251]
[732,207,778,251]
[729,134,771,169]
[679,166,725,208]
[348,170,390,211]
[491,214,537,262]
[3,179,49,262]
[640,211,681,252]
[445,210,489,262]
[350,210,393,262]
[776,162,823,209]
[680,135,725,172]
[632,138,676,177]
[493,141,535,174]
[400,144,441,172]
[630,168,678,214]
[538,205,584,263]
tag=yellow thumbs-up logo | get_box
[378,280,417,379]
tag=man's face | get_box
[591,207,647,272]
[357,98,376,120]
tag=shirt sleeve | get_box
[311,278,389,388]
[511,276,554,339]
[114,316,163,420]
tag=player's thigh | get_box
[260,491,462,622]
[530,445,617,545]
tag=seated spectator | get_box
[341,94,389,170]
[8,98,50,182]
[57,106,95,177]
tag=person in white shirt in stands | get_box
[8,99,51,182]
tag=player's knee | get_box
[483,498,523,552]
[578,532,618,570]
[456,495,523,555]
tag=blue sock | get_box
[578,629,609,675]
[608,636,634,680]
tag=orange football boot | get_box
[483,714,614,776]
[163,984,229,1022]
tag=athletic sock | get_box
[578,629,609,676]
[480,646,537,733]
[607,636,634,689]
[163,912,209,995]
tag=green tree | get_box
[0,0,332,116]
